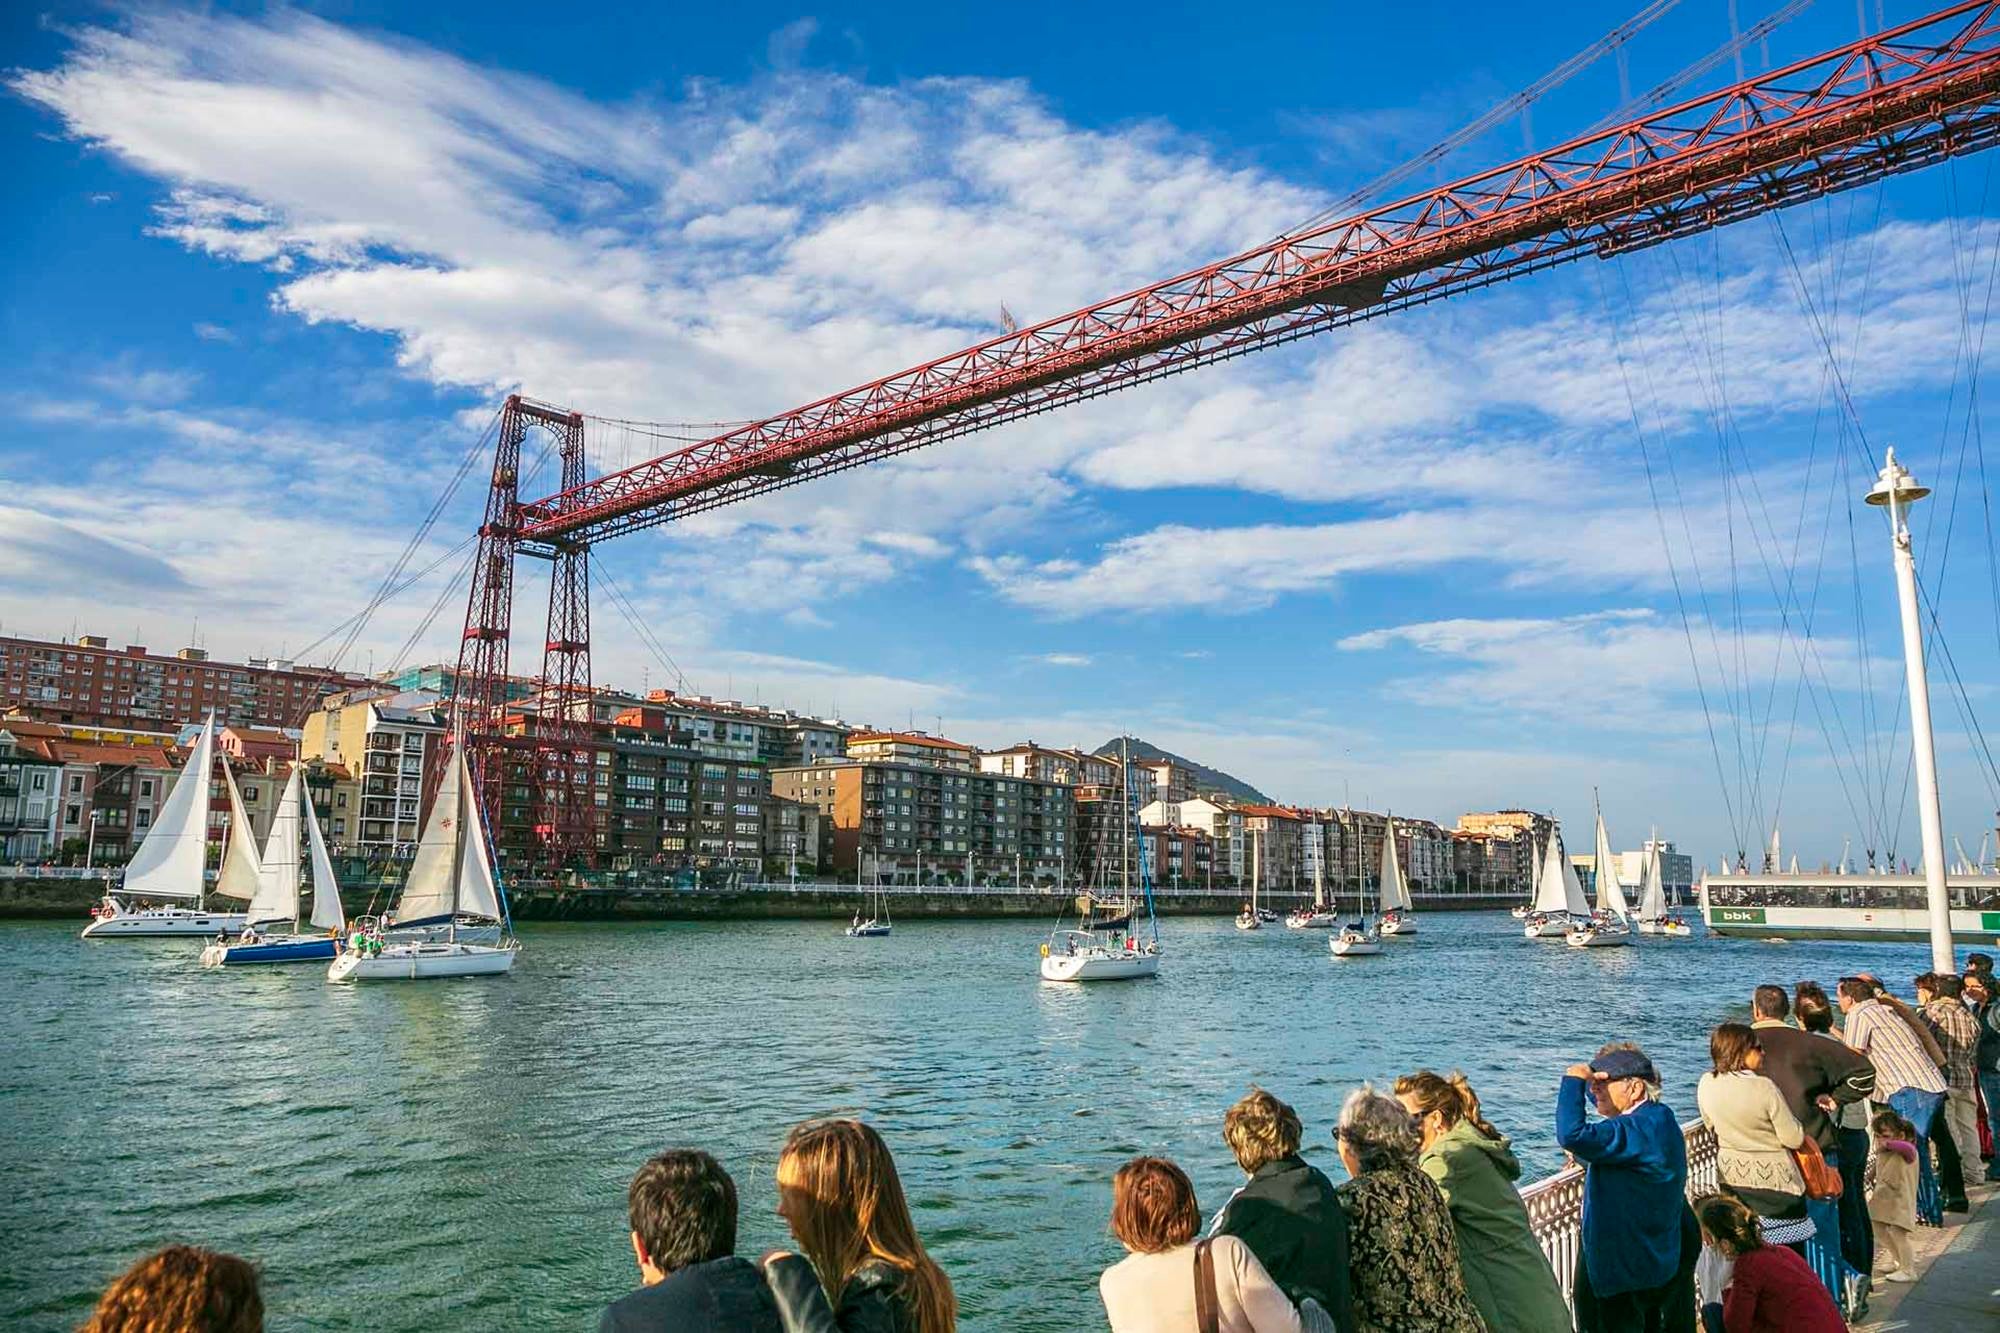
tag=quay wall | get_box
[0,872,1517,921]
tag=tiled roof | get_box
[847,731,975,752]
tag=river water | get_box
[1,912,1946,1330]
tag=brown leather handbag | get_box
[1792,1134,1843,1199]
[1194,1238,1221,1333]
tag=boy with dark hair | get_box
[600,1149,780,1333]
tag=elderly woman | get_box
[1332,1085,1485,1332]
[1394,1071,1568,1333]
[1556,1043,1696,1333]
[1208,1088,1354,1332]
[1099,1156,1301,1333]
[1695,1023,1812,1251]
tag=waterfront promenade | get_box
[1853,1178,1999,1329]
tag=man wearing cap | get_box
[1557,1043,1695,1332]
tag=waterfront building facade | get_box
[644,689,851,767]
[300,689,444,855]
[0,633,370,731]
[977,742,1082,785]
[770,758,1070,886]
[0,727,62,860]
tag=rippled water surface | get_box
[1,912,1946,1330]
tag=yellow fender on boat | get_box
[1039,943,1050,958]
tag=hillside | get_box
[1091,736,1272,806]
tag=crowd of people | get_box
[70,955,1999,1333]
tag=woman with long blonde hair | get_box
[761,1119,956,1333]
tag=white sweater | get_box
[1099,1235,1303,1333]
[1697,1069,1806,1196]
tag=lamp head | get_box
[1865,447,1930,507]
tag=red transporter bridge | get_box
[453,3,2000,868]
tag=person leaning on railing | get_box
[1393,1070,1569,1333]
[1330,1085,1484,1333]
[1555,1045,1698,1333]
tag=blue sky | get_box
[7,1,2000,869]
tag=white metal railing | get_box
[1520,1118,1719,1311]
[0,865,117,880]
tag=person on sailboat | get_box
[1205,1089,1353,1333]
[762,1120,956,1333]
[599,1149,781,1333]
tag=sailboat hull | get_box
[1330,934,1383,957]
[1234,916,1262,931]
[1566,927,1633,948]
[1286,912,1337,928]
[1635,919,1694,937]
[1040,949,1160,982]
[83,905,249,938]
[1379,914,1416,936]
[200,934,339,966]
[1523,916,1573,939]
[845,922,891,937]
[328,941,517,981]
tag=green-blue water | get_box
[0,913,1944,1330]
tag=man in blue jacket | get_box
[1556,1045,1697,1333]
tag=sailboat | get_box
[1523,829,1587,939]
[1633,838,1692,936]
[1331,828,1389,957]
[1378,818,1416,936]
[82,717,253,938]
[1041,738,1161,981]
[1286,843,1337,928]
[846,864,892,937]
[1236,829,1263,930]
[200,769,348,965]
[328,737,518,981]
[1567,801,1633,948]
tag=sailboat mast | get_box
[445,740,464,946]
[1121,736,1131,905]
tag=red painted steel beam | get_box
[517,2,2000,548]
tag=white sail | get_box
[1533,833,1572,914]
[1560,839,1590,917]
[120,718,215,901]
[1638,844,1666,919]
[1593,809,1631,919]
[452,747,502,920]
[1379,823,1411,911]
[395,746,460,925]
[304,786,347,932]
[212,763,264,902]
[244,768,303,925]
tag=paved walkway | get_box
[1853,1178,1999,1330]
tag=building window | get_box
[69,775,83,793]
[65,803,80,825]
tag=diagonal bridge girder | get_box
[513,1,2000,549]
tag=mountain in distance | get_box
[1092,736,1272,807]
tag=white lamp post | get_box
[85,809,100,870]
[1865,448,1956,972]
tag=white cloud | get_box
[1031,652,1093,667]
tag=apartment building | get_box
[1237,806,1306,893]
[770,758,1070,886]
[0,727,62,859]
[0,633,370,730]
[763,796,826,877]
[1140,796,1245,886]
[1393,816,1455,892]
[495,705,769,872]
[1140,758,1200,804]
[644,689,850,767]
[48,738,182,864]
[978,742,1082,785]
[843,731,976,773]
[1142,824,1214,889]
[300,689,444,854]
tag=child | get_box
[1868,1109,1920,1283]
[1693,1194,1844,1333]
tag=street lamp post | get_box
[1865,448,1956,972]
[85,809,100,870]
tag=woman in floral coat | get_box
[1333,1085,1487,1333]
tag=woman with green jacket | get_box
[1394,1072,1570,1333]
